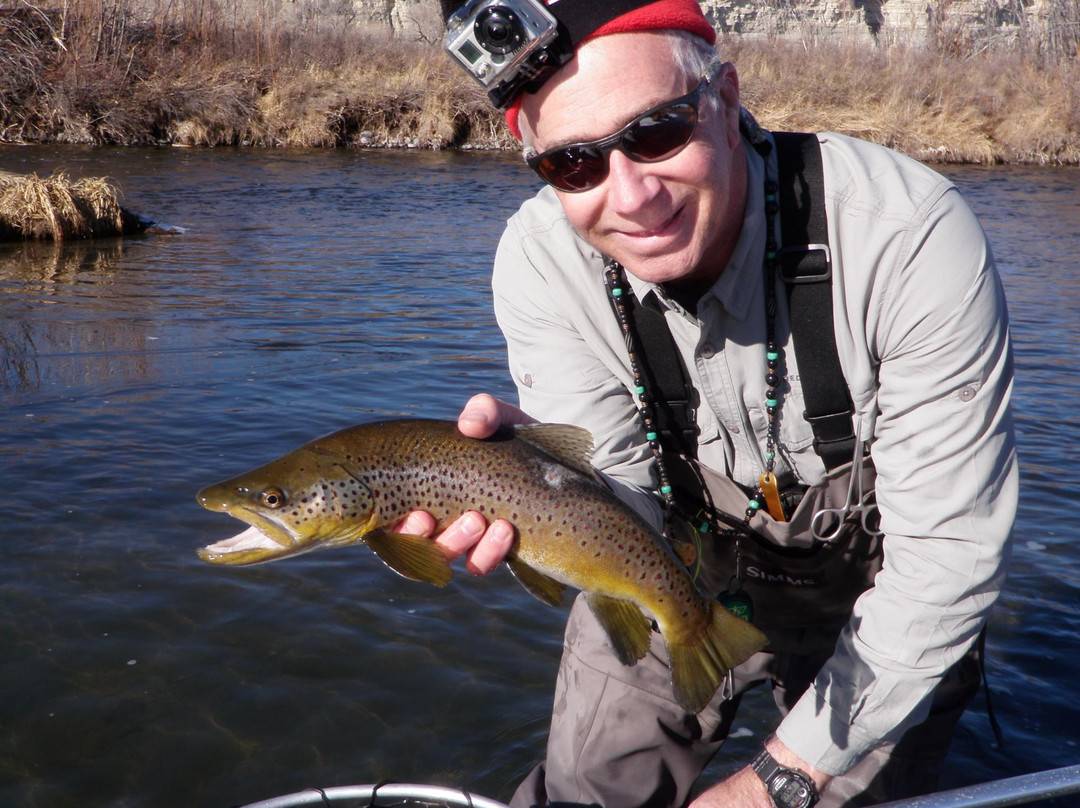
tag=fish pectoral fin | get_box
[584,593,653,666]
[363,530,453,588]
[666,604,768,713]
[506,555,567,607]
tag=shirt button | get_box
[700,343,716,359]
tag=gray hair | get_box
[519,29,721,153]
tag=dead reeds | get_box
[0,0,1077,164]
[0,169,143,240]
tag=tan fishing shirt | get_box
[490,129,1018,775]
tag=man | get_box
[402,2,1017,806]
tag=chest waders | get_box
[611,132,884,650]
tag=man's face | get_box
[520,32,747,294]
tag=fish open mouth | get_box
[199,525,283,563]
[197,518,319,566]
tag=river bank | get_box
[1,2,1078,164]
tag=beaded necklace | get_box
[603,142,787,533]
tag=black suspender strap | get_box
[773,132,855,471]
[624,292,699,459]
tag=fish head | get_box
[196,446,376,566]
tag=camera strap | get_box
[550,0,671,46]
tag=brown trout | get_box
[196,419,766,712]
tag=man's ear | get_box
[715,62,742,147]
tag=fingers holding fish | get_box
[391,509,517,576]
[461,518,516,576]
[392,509,439,539]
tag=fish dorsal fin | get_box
[584,593,653,666]
[512,423,596,479]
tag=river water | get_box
[0,145,1077,808]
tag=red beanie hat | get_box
[505,0,716,140]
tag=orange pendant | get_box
[758,471,786,522]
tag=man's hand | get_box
[393,393,536,575]
[689,736,830,808]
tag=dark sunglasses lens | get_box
[538,146,607,192]
[623,103,697,161]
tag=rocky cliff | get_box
[358,0,1060,48]
[699,0,1054,44]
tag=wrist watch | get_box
[751,746,819,808]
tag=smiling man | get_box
[413,2,1019,807]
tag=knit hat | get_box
[505,0,716,139]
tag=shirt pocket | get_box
[775,377,825,484]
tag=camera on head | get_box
[444,0,566,109]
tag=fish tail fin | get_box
[363,529,454,587]
[666,604,767,713]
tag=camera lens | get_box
[474,6,525,55]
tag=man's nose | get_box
[604,149,661,212]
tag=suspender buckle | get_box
[778,243,832,284]
[804,409,854,444]
[805,409,857,469]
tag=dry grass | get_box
[0,0,1076,163]
[731,37,1080,165]
[0,169,142,240]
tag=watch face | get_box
[770,771,815,808]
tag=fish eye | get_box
[261,487,286,508]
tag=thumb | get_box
[458,393,535,438]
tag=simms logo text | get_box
[745,565,822,587]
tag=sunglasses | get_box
[524,61,723,193]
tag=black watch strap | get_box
[751,747,819,808]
